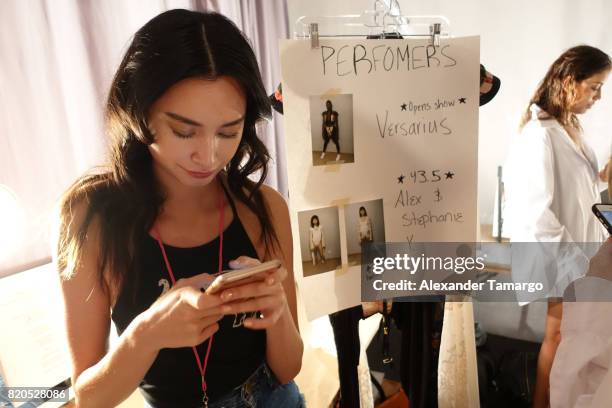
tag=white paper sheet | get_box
[0,263,71,391]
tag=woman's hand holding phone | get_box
[141,273,224,350]
[216,256,288,330]
[142,257,285,350]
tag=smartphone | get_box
[205,259,281,294]
[592,204,612,234]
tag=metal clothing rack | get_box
[294,0,451,48]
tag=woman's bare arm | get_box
[57,203,160,407]
[259,187,303,384]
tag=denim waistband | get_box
[213,364,304,408]
[143,364,304,408]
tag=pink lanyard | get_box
[152,182,225,408]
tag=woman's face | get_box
[147,76,246,188]
[570,69,610,114]
[313,217,319,226]
[359,208,365,217]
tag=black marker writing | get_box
[337,45,351,76]
[395,190,423,207]
[353,44,372,74]
[376,111,452,138]
[402,210,464,228]
[321,43,458,76]
[321,46,335,75]
[434,188,443,202]
[440,45,457,67]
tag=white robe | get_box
[504,105,604,301]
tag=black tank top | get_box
[111,188,266,407]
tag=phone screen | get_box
[601,210,612,226]
[593,204,612,234]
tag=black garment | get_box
[269,90,283,114]
[111,187,266,408]
[323,136,340,154]
[479,64,501,106]
[330,301,444,408]
[329,306,363,408]
[322,110,340,153]
[391,301,444,408]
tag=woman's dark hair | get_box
[359,206,367,216]
[310,215,320,228]
[520,45,611,129]
[57,10,276,296]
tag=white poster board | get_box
[281,37,480,319]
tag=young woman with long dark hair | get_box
[55,10,303,407]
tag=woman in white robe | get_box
[504,45,610,408]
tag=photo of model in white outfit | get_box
[358,207,373,244]
[309,215,326,266]
[298,206,342,277]
[344,199,386,266]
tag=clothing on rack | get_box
[329,305,363,408]
[391,301,444,408]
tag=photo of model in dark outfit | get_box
[309,94,354,166]
[321,100,340,161]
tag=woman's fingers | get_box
[219,271,284,302]
[179,285,204,309]
[199,314,223,327]
[195,303,226,317]
[274,266,288,282]
[229,256,260,269]
[174,272,215,289]
[242,309,283,330]
[195,290,223,310]
[175,286,224,315]
[221,294,282,315]
[192,273,216,290]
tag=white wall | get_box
[289,0,612,224]
[309,94,355,153]
[298,206,342,260]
